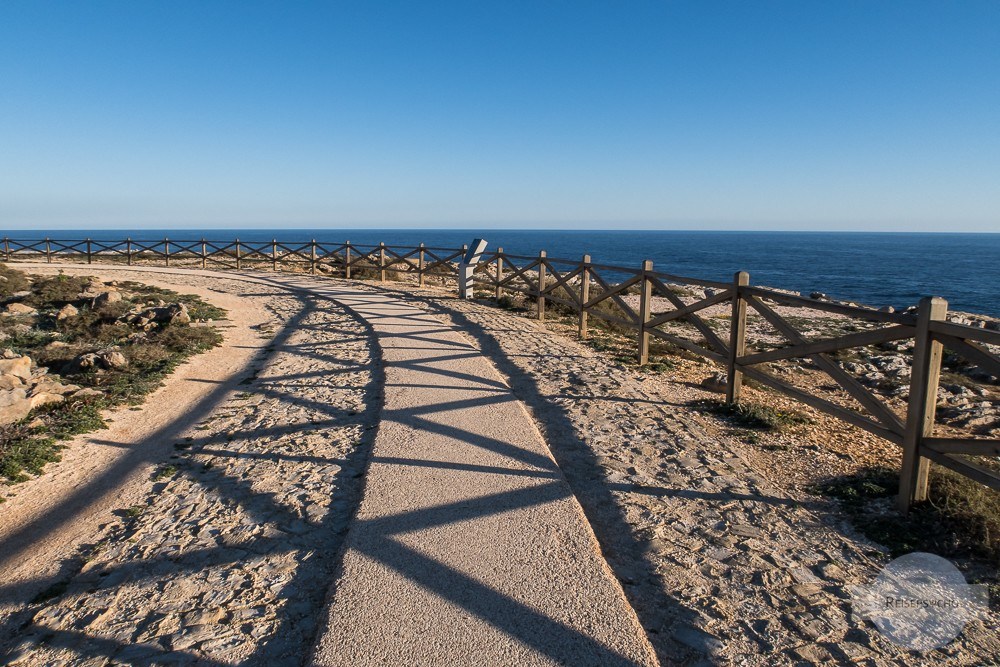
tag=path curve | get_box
[2,265,657,666]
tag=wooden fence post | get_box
[164,239,170,267]
[235,239,242,270]
[45,237,51,263]
[345,242,352,279]
[201,240,207,269]
[418,243,426,286]
[126,238,132,266]
[379,243,387,282]
[494,248,504,300]
[310,240,317,275]
[536,251,547,321]
[271,239,278,271]
[3,238,9,261]
[726,271,750,403]
[898,296,948,512]
[86,238,92,264]
[637,260,654,365]
[578,255,590,339]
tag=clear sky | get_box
[1,1,998,231]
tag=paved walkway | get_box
[268,277,657,666]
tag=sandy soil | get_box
[0,269,270,615]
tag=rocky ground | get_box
[1,262,996,666]
[370,281,999,666]
[1,270,378,665]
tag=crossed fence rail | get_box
[4,236,998,510]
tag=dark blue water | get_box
[4,230,998,316]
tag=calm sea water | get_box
[4,230,998,316]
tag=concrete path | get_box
[271,277,658,666]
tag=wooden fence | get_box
[4,236,998,510]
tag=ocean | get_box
[3,230,998,316]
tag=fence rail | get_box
[4,236,998,510]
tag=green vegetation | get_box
[0,263,31,297]
[693,398,813,431]
[813,466,1000,571]
[0,264,225,483]
[153,464,178,481]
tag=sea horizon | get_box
[3,228,997,316]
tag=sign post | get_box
[458,239,488,299]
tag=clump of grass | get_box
[694,398,812,431]
[124,505,146,518]
[153,464,178,481]
[0,399,108,482]
[813,466,1000,569]
[0,263,30,297]
[25,273,89,307]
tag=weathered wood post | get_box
[126,238,132,266]
[45,238,51,263]
[201,239,207,269]
[418,243,426,286]
[637,260,654,365]
[3,238,9,261]
[494,248,504,300]
[344,242,352,279]
[379,243,387,282]
[898,296,948,512]
[272,239,278,271]
[86,238,92,264]
[578,254,591,339]
[536,251,547,320]
[310,240,317,275]
[235,239,242,269]
[164,239,170,267]
[726,271,750,403]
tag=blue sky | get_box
[1,1,998,231]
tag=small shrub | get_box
[694,399,812,431]
[0,263,30,297]
[25,273,89,307]
[156,326,223,354]
[813,466,1000,568]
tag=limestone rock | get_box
[0,388,32,424]
[701,372,728,394]
[4,303,38,316]
[0,356,32,380]
[29,392,64,410]
[56,304,79,320]
[0,374,25,390]
[31,379,80,396]
[73,387,105,399]
[93,291,122,308]
[122,303,190,329]
[70,348,128,372]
